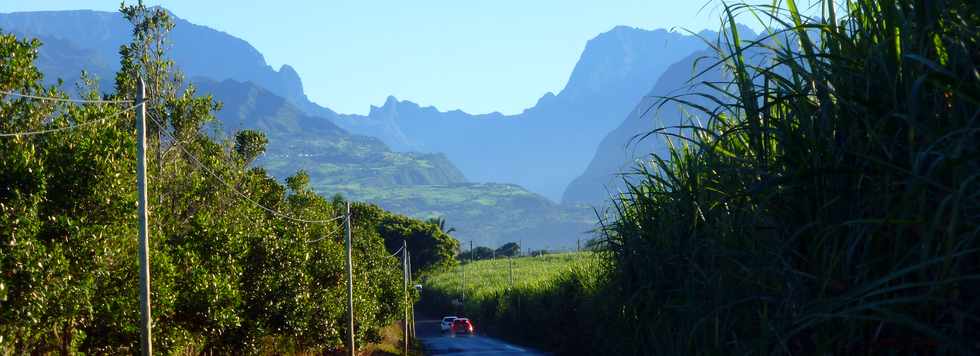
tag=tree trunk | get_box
[60,321,72,355]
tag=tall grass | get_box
[600,0,979,354]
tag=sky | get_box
[1,1,742,115]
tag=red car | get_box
[450,318,474,335]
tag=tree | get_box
[0,3,413,352]
[495,242,521,257]
[466,246,494,261]
[285,169,310,193]
[234,129,268,164]
[426,216,456,235]
[354,205,459,273]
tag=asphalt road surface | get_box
[416,318,547,355]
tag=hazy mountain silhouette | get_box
[2,11,707,201]
[1,8,740,246]
[562,29,760,207]
[336,27,710,200]
[0,9,312,112]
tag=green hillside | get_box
[197,79,594,248]
[197,79,466,187]
[323,183,596,249]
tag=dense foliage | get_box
[420,0,979,355]
[597,0,980,354]
[0,3,453,353]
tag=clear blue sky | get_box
[2,0,745,115]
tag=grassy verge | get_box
[358,322,424,356]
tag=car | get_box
[450,318,474,335]
[440,316,458,332]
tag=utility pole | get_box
[136,77,152,356]
[470,240,474,261]
[403,239,409,356]
[461,252,465,302]
[508,255,513,289]
[577,239,580,252]
[344,202,355,356]
[408,250,416,340]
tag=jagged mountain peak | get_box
[557,26,702,102]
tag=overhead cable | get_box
[147,112,345,225]
[1,90,134,104]
[0,102,140,137]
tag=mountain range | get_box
[194,79,594,248]
[331,26,708,200]
[0,8,738,248]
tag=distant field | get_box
[417,252,603,352]
[424,252,595,302]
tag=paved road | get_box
[416,318,547,355]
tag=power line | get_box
[0,103,140,137]
[305,221,344,244]
[146,112,345,225]
[388,245,405,259]
[1,90,134,104]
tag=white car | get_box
[440,316,458,332]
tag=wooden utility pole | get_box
[403,239,409,356]
[135,76,153,356]
[508,255,514,289]
[344,202,355,356]
[408,250,416,339]
[460,248,465,302]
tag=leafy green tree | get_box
[0,3,423,353]
[466,246,494,261]
[494,242,521,257]
[234,129,268,164]
[355,204,459,273]
[286,169,311,193]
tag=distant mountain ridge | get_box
[194,78,468,188]
[562,29,760,207]
[1,10,711,201]
[0,9,313,115]
[336,26,710,200]
[193,79,592,249]
[0,8,740,247]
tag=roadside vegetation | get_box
[421,0,979,354]
[598,0,979,353]
[0,3,454,354]
[419,252,602,352]
[425,252,594,303]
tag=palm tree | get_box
[426,216,456,234]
